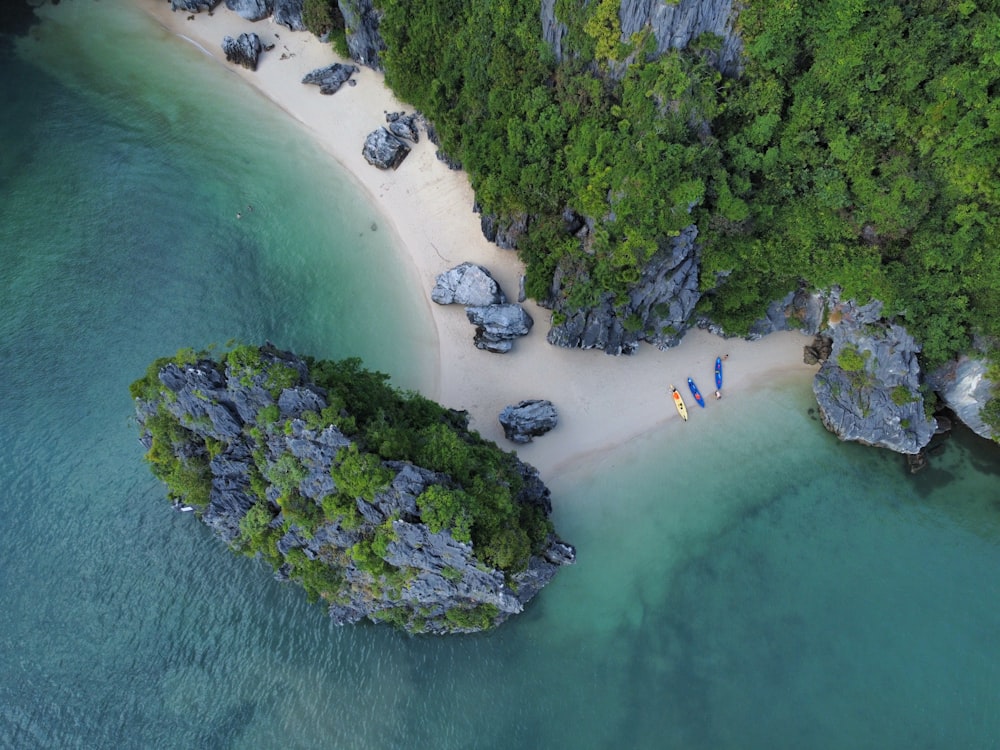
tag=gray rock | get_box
[171,0,220,12]
[432,262,508,306]
[362,127,410,170]
[547,224,700,354]
[302,63,359,95]
[479,210,529,249]
[222,33,263,71]
[749,288,826,339]
[465,303,534,352]
[812,300,937,454]
[337,0,386,69]
[273,0,306,30]
[225,0,273,22]
[499,400,558,443]
[927,356,996,441]
[386,111,420,142]
[134,345,573,634]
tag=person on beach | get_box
[715,390,721,400]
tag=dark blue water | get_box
[2,3,999,748]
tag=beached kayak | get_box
[670,385,688,421]
[715,357,723,390]
[687,377,706,408]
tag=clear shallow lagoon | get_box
[3,3,1000,748]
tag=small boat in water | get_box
[669,385,689,421]
[715,357,723,390]
[687,377,706,408]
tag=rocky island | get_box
[131,343,574,634]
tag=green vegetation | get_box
[132,346,558,630]
[368,0,999,375]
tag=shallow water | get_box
[3,3,1000,748]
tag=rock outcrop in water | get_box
[812,300,937,454]
[131,344,574,634]
[927,355,996,442]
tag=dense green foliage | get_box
[132,347,555,629]
[371,0,999,369]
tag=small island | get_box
[130,343,575,634]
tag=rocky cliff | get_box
[927,355,996,442]
[132,345,574,634]
[812,299,937,454]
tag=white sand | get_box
[138,1,817,476]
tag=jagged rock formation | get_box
[812,300,937,454]
[541,0,742,76]
[171,0,220,13]
[272,0,306,30]
[466,304,534,353]
[499,400,559,444]
[927,355,996,441]
[749,288,826,339]
[431,263,508,307]
[480,211,529,250]
[302,63,359,95]
[222,33,263,71]
[362,127,410,169]
[337,0,385,69]
[386,111,421,142]
[225,0,272,22]
[132,345,575,634]
[546,225,700,355]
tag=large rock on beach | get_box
[222,33,263,71]
[386,111,421,142]
[302,63,359,95]
[499,400,559,443]
[362,127,410,170]
[432,263,507,307]
[812,299,936,454]
[465,304,534,353]
[225,0,273,22]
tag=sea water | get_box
[2,3,1000,748]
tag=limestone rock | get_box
[222,33,263,71]
[133,344,573,634]
[465,304,534,353]
[432,263,507,306]
[302,63,359,95]
[547,224,701,355]
[362,127,410,170]
[927,355,996,441]
[273,0,306,30]
[812,300,937,454]
[225,0,273,22]
[337,0,386,69]
[171,0,220,12]
[499,400,558,444]
[386,111,420,142]
[750,288,826,339]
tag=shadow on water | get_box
[0,0,39,48]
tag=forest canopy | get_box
[370,0,999,369]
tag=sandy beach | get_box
[137,1,816,476]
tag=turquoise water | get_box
[3,3,1000,748]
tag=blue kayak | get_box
[715,357,723,390]
[687,377,706,408]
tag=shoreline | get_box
[137,1,817,477]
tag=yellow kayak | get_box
[670,385,688,421]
